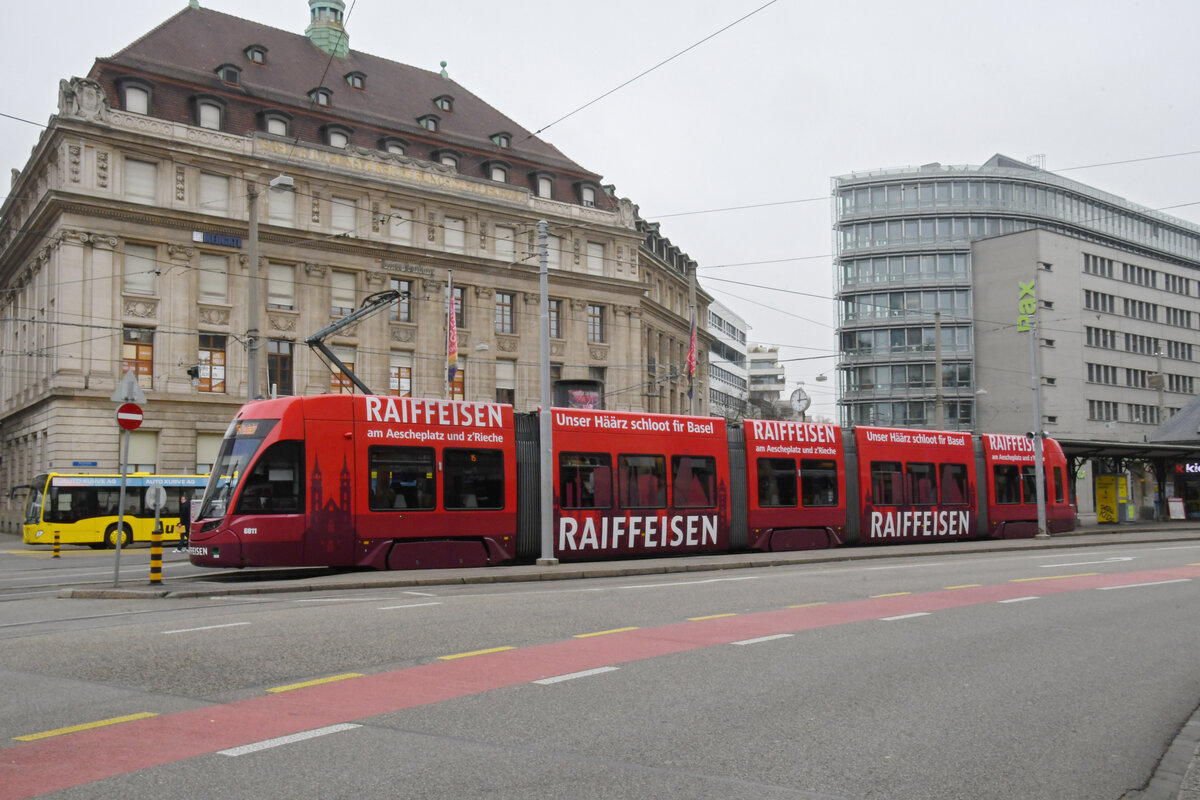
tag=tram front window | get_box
[197,419,278,519]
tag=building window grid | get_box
[549,299,562,339]
[837,176,1200,426]
[450,285,466,328]
[495,292,515,334]
[121,328,154,390]
[1088,400,1120,422]
[267,340,293,396]
[198,334,226,393]
[1087,363,1119,386]
[389,362,412,397]
[839,181,1200,262]
[390,278,411,322]
[586,304,606,343]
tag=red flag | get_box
[686,317,696,400]
[447,274,458,386]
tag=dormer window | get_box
[491,132,512,149]
[434,95,454,112]
[261,110,292,136]
[323,124,353,149]
[531,171,556,199]
[379,137,407,155]
[432,149,461,170]
[578,183,598,207]
[216,64,241,86]
[195,97,225,130]
[345,72,366,90]
[245,45,267,64]
[118,80,152,115]
[418,114,440,132]
[484,160,510,183]
[309,87,332,107]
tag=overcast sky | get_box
[5,0,1200,419]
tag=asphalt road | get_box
[1,533,1198,799]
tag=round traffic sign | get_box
[116,402,143,431]
[145,484,168,511]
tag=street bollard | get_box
[149,521,162,586]
[53,531,60,559]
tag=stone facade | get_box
[0,5,702,533]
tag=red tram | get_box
[187,395,1075,570]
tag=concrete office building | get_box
[834,154,1200,520]
[834,154,1200,435]
[706,299,749,420]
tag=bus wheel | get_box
[104,524,132,549]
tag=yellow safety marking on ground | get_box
[438,646,515,661]
[14,712,158,742]
[870,591,912,598]
[687,613,738,621]
[266,673,364,693]
[944,584,983,589]
[1010,572,1100,583]
[787,601,829,609]
[1189,563,1200,567]
[574,627,639,638]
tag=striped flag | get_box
[686,316,696,400]
[446,273,458,388]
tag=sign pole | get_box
[109,374,147,588]
[113,428,130,588]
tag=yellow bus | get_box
[22,473,208,549]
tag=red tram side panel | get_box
[742,420,846,550]
[981,434,1076,537]
[853,427,979,544]
[189,394,517,570]
[552,408,729,560]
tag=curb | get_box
[1124,701,1200,800]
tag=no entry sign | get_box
[116,402,144,431]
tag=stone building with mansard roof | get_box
[0,1,708,531]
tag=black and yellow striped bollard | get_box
[53,531,60,559]
[149,521,162,585]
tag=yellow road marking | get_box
[688,613,737,621]
[944,584,982,589]
[574,627,639,638]
[870,592,911,598]
[438,647,515,661]
[14,712,157,742]
[1010,572,1100,583]
[266,673,363,693]
[787,602,828,609]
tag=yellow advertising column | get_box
[1096,475,1118,523]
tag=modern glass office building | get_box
[833,154,1200,429]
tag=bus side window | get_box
[618,455,666,509]
[1020,465,1038,505]
[671,455,716,509]
[993,465,1020,504]
[560,453,612,509]
[939,463,968,505]
[871,461,904,505]
[368,446,436,511]
[800,459,838,507]
[1054,466,1064,503]
[444,449,504,510]
[756,458,797,507]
